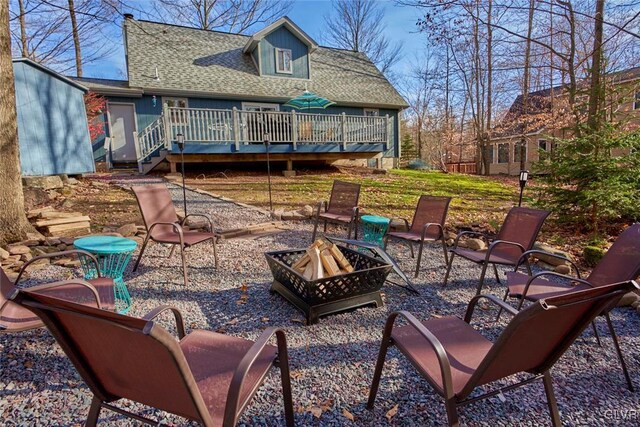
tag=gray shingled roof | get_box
[124,19,408,109]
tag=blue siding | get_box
[13,61,94,176]
[260,27,309,79]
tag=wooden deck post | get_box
[133,131,143,173]
[162,104,171,150]
[291,110,297,151]
[385,114,391,151]
[232,107,240,151]
[341,112,347,151]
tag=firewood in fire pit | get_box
[293,238,354,278]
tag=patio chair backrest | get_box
[327,181,361,216]
[132,184,180,239]
[12,289,212,424]
[587,224,640,287]
[409,195,451,236]
[493,207,550,262]
[462,280,637,398]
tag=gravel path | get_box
[2,178,639,426]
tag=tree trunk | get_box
[18,0,27,57]
[485,0,493,175]
[68,0,82,77]
[0,0,32,246]
[520,0,535,170]
[587,0,605,133]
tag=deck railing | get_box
[163,107,390,150]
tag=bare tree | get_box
[324,0,402,77]
[68,0,82,76]
[153,0,292,33]
[1,0,32,246]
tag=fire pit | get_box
[265,245,392,324]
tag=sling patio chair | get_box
[10,289,295,427]
[132,184,219,287]
[1,250,114,333]
[503,223,640,391]
[384,195,452,277]
[311,180,361,242]
[443,207,550,295]
[367,280,639,427]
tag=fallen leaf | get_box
[385,404,398,420]
[227,318,238,326]
[240,283,248,292]
[319,398,334,411]
[290,371,303,380]
[261,316,270,322]
[291,318,306,324]
[342,408,355,421]
[309,406,322,418]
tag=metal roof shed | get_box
[12,58,95,176]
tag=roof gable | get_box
[243,16,318,54]
[12,58,88,92]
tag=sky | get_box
[82,0,427,85]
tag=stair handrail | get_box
[137,116,166,162]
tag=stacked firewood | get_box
[292,239,355,280]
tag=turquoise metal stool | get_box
[74,236,137,314]
[360,215,391,247]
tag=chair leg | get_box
[493,264,501,284]
[542,371,562,427]
[605,312,634,392]
[86,396,102,427]
[311,216,320,242]
[168,244,177,258]
[180,243,189,287]
[276,331,295,427]
[441,239,449,265]
[347,220,353,239]
[495,288,511,321]
[444,398,460,427]
[408,241,414,258]
[591,321,602,347]
[415,239,425,278]
[475,263,490,296]
[367,335,393,410]
[383,235,389,250]
[443,252,455,286]
[132,235,151,271]
[212,237,219,270]
[323,219,327,233]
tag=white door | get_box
[109,104,137,162]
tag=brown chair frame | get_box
[1,250,113,333]
[131,184,219,287]
[311,180,361,242]
[503,224,640,391]
[10,290,295,427]
[384,195,452,277]
[367,281,638,426]
[443,207,550,295]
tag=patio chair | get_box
[10,289,295,427]
[384,195,452,277]
[504,223,640,391]
[311,180,361,242]
[1,250,114,333]
[367,280,639,426]
[131,184,219,286]
[443,207,550,295]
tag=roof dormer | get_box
[243,17,317,79]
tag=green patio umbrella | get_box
[284,90,335,110]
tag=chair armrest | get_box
[181,213,214,233]
[421,223,444,240]
[316,200,327,213]
[385,311,454,398]
[143,305,186,338]
[224,327,289,425]
[24,279,103,309]
[452,231,489,250]
[520,271,593,301]
[515,250,581,279]
[464,294,518,323]
[15,249,102,285]
[352,206,360,220]
[483,240,525,263]
[147,221,184,238]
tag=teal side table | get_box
[360,215,391,247]
[74,236,137,314]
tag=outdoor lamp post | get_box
[264,133,273,211]
[518,169,529,207]
[176,133,187,216]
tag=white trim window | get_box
[497,143,510,164]
[514,141,527,163]
[364,108,379,117]
[242,102,279,112]
[275,48,293,74]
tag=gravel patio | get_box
[1,180,639,426]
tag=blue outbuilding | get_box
[13,58,95,176]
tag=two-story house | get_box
[74,15,408,174]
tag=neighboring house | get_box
[488,66,640,175]
[13,58,95,177]
[74,15,408,174]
